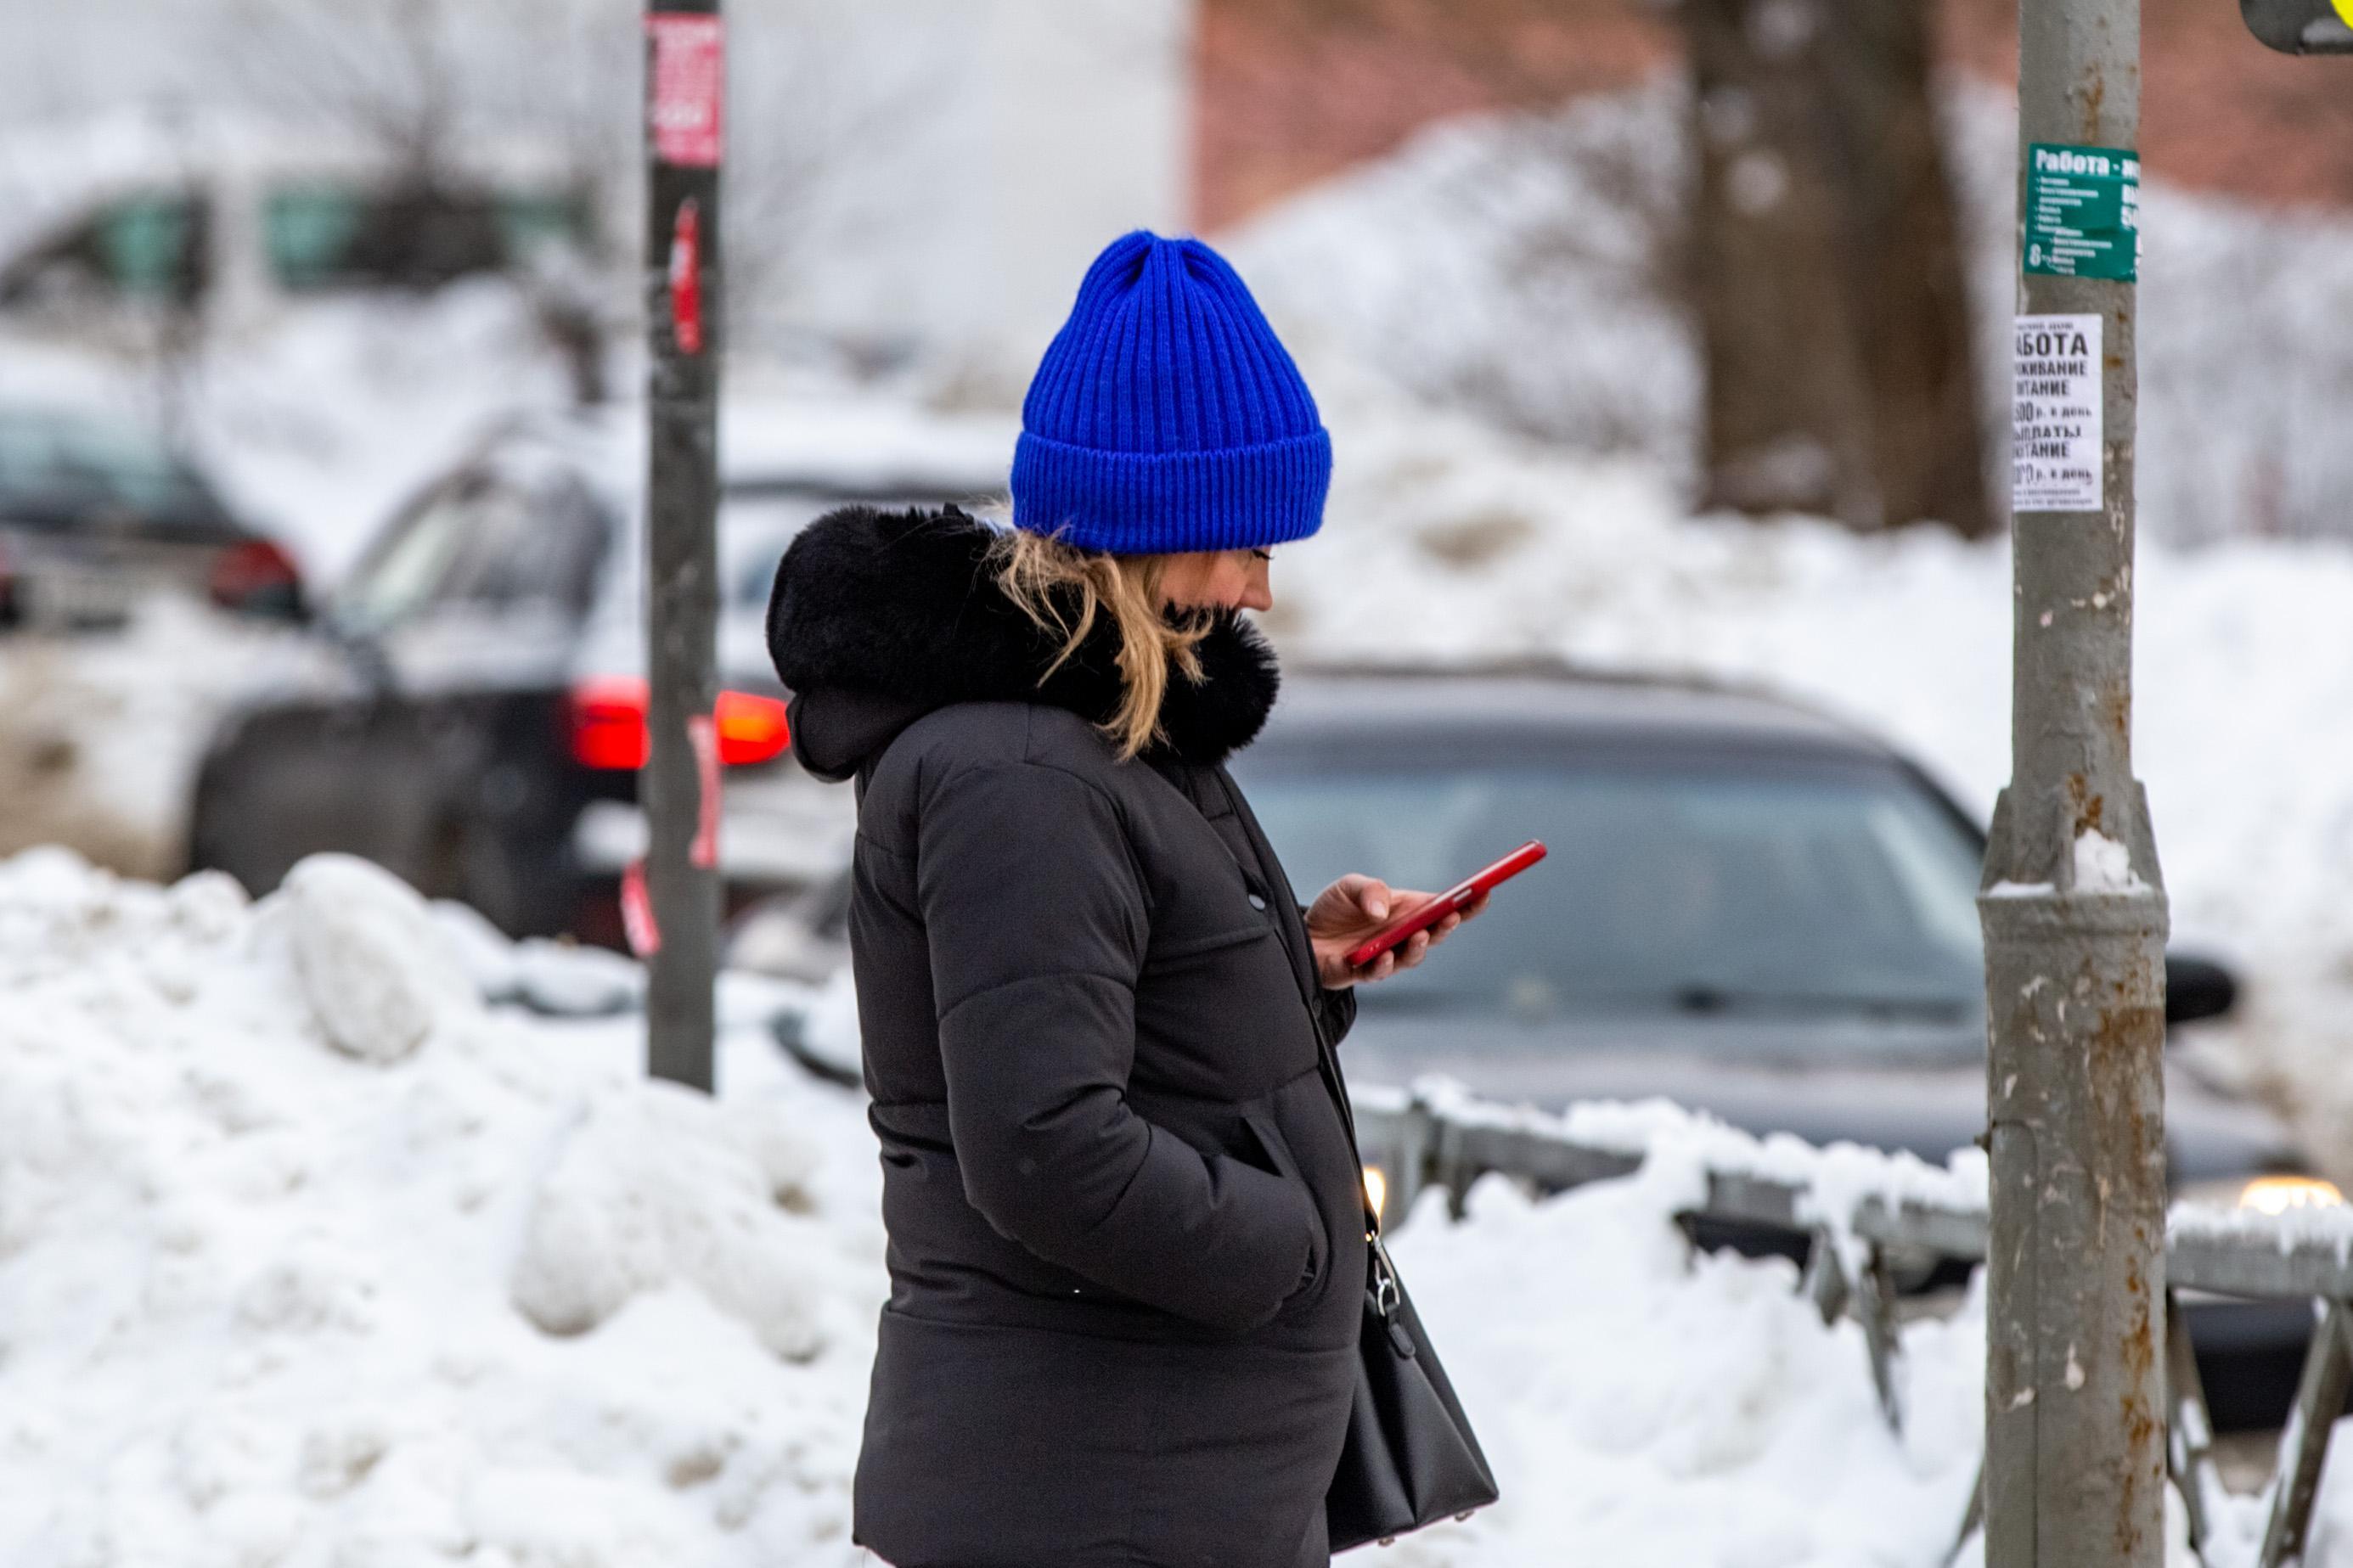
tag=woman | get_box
[767,230,1479,1568]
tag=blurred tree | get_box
[1676,0,1990,536]
[215,0,943,379]
[1205,0,1990,537]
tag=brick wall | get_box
[1196,0,2353,232]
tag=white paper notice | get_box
[2012,313,2103,513]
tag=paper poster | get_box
[2024,143,2139,283]
[648,14,724,168]
[2012,314,2104,514]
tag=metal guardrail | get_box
[1351,1082,2353,1568]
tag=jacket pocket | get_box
[1241,1105,1330,1306]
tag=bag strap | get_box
[1196,766,1384,1243]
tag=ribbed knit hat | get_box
[1011,231,1331,555]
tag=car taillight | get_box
[714,689,791,766]
[569,677,651,769]
[211,538,305,617]
[566,679,791,770]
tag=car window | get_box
[264,183,592,292]
[435,481,606,615]
[0,410,224,528]
[335,475,607,635]
[1231,750,1987,1034]
[333,481,482,633]
[0,192,208,309]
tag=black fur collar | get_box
[766,505,1281,778]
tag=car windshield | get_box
[1230,747,1987,1028]
[0,410,222,528]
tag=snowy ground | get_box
[14,846,2353,1566]
[0,848,1984,1566]
[0,604,289,880]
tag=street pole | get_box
[1981,0,2166,1561]
[641,2,724,1090]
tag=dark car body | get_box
[188,406,1010,936]
[1228,667,2310,1428]
[1230,671,2287,1184]
[744,661,2313,1425]
[0,405,302,630]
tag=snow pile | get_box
[508,1081,831,1360]
[280,855,481,1063]
[0,847,885,1566]
[1231,81,2353,548]
[0,846,2090,1567]
[1376,1172,1986,1568]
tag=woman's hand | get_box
[1305,874,1489,989]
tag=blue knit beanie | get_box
[1011,230,1331,555]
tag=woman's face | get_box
[1159,547,1274,613]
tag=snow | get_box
[0,600,285,882]
[15,839,2353,1562]
[0,846,2034,1566]
[1421,1077,1990,1236]
[0,848,886,1566]
[1369,1173,1984,1568]
[1260,385,2353,1178]
[280,855,481,1064]
[507,1079,838,1360]
[2170,1199,2353,1261]
[10,64,2353,1563]
[1230,79,2353,549]
[2073,829,2148,895]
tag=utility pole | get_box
[640,2,724,1090]
[1979,0,2165,1561]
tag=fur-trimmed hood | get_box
[765,505,1281,780]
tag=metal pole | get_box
[642,1,724,1089]
[1980,0,2165,1562]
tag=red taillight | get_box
[715,689,791,766]
[569,677,651,769]
[566,679,791,770]
[211,538,304,615]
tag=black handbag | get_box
[1309,1011,1500,1552]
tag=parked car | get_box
[0,404,303,630]
[187,400,1013,939]
[0,115,591,332]
[740,661,2321,1426]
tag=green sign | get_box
[2024,143,2141,283]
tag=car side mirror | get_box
[2165,951,2238,1029]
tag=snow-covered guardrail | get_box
[1351,1080,2353,1568]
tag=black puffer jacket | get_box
[768,507,1365,1568]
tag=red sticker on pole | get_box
[621,858,661,957]
[647,14,724,168]
[668,199,704,355]
[689,712,722,869]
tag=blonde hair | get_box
[986,527,1208,761]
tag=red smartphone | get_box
[1344,840,1547,970]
